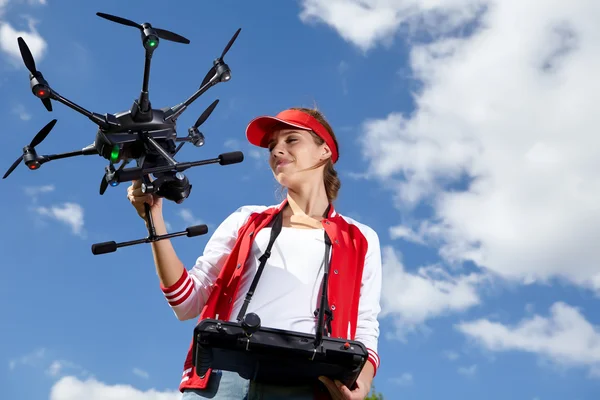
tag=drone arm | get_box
[115,151,244,183]
[164,28,240,122]
[146,135,176,166]
[138,51,154,112]
[48,89,115,129]
[38,144,98,164]
[164,74,220,122]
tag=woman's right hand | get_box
[127,179,163,220]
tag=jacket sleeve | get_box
[354,226,383,376]
[159,205,260,321]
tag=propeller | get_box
[96,12,190,44]
[173,99,219,156]
[3,119,57,179]
[200,28,241,88]
[194,99,219,129]
[17,37,52,112]
[99,159,129,195]
[17,36,37,75]
[99,168,110,195]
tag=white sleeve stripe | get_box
[163,274,192,298]
[368,350,379,365]
[368,355,380,369]
[165,276,192,301]
[367,348,380,367]
[167,279,194,306]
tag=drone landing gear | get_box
[91,202,207,255]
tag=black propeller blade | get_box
[154,28,189,44]
[30,119,56,148]
[96,12,190,44]
[194,99,219,129]
[99,159,130,195]
[17,37,37,75]
[96,12,139,28]
[3,119,57,179]
[42,98,52,112]
[99,173,109,195]
[17,37,53,112]
[200,28,241,88]
[221,28,241,60]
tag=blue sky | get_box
[1,1,600,399]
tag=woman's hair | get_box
[275,106,341,203]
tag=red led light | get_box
[37,90,45,96]
[29,164,37,169]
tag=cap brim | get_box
[246,116,311,148]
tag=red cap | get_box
[246,109,339,163]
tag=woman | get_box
[127,107,383,400]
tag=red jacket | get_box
[160,199,382,395]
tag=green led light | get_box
[149,40,156,47]
[110,145,119,162]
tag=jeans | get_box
[181,370,319,400]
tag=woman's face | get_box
[267,128,329,188]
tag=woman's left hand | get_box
[318,375,371,400]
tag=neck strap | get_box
[235,204,333,333]
[236,209,284,322]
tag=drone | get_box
[2,12,245,256]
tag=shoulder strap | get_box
[236,208,284,322]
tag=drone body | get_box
[3,12,244,255]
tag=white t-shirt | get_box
[229,226,330,334]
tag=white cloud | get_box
[456,302,600,377]
[390,372,413,386]
[35,202,85,236]
[0,16,47,67]
[9,347,46,370]
[178,209,205,227]
[299,0,487,53]
[299,0,600,292]
[46,360,91,379]
[24,184,54,202]
[389,224,426,245]
[11,103,31,120]
[380,246,484,339]
[443,350,460,360]
[248,148,263,160]
[223,139,240,150]
[0,0,48,65]
[224,139,262,160]
[458,364,477,376]
[49,376,181,400]
[0,0,9,16]
[132,368,149,379]
[9,348,92,381]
